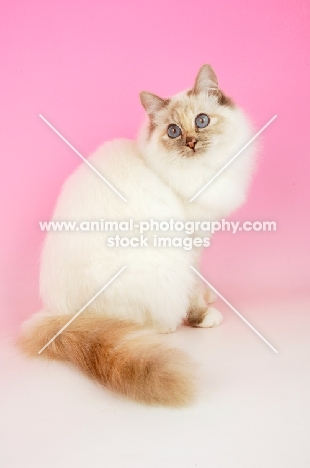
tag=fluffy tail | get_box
[18,313,196,406]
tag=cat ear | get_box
[140,92,168,117]
[193,64,218,94]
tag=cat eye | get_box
[167,124,182,138]
[195,113,210,128]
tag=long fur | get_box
[19,65,256,406]
[18,313,196,406]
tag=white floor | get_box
[1,296,310,468]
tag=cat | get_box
[18,65,256,406]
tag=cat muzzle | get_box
[185,136,197,150]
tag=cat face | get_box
[140,64,235,158]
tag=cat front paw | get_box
[198,306,223,328]
[187,305,223,328]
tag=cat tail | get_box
[18,312,196,406]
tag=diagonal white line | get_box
[39,114,128,203]
[189,115,277,202]
[190,266,278,354]
[38,266,127,354]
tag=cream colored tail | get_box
[18,313,196,406]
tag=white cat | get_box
[19,65,256,406]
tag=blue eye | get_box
[167,124,181,138]
[195,113,209,128]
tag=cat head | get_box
[139,64,235,158]
[138,64,254,204]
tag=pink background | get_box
[1,0,309,333]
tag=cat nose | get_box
[185,136,197,149]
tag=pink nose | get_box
[186,136,197,149]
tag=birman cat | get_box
[19,65,256,406]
